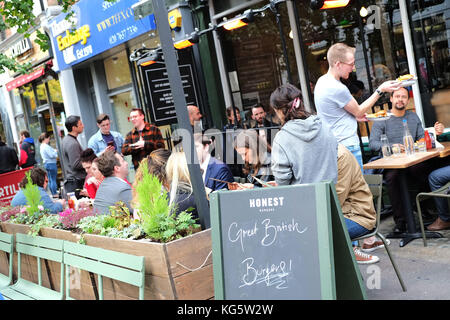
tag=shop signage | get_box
[0,168,32,205]
[142,49,199,126]
[48,0,157,71]
[210,182,367,300]
[5,66,46,91]
[8,38,32,58]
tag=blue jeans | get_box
[345,218,370,246]
[345,144,363,171]
[428,165,450,221]
[45,163,58,195]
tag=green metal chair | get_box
[0,232,14,289]
[63,241,146,300]
[0,233,64,300]
[416,181,450,247]
[353,174,407,292]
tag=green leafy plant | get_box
[29,214,60,236]
[22,172,43,216]
[134,160,200,242]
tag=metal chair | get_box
[353,174,407,292]
[416,181,450,247]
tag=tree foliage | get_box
[0,0,116,74]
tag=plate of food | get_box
[366,110,391,121]
[396,74,417,87]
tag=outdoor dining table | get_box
[363,144,450,247]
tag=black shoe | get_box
[393,224,406,234]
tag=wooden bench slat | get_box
[64,252,145,287]
[64,241,145,271]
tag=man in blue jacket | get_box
[18,130,37,169]
[195,134,234,192]
[88,113,124,156]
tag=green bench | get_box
[0,232,14,289]
[63,241,146,300]
[0,233,64,300]
[0,232,146,300]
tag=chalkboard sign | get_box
[141,49,199,126]
[210,183,337,300]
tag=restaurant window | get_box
[104,50,132,90]
[220,1,297,124]
[36,82,48,106]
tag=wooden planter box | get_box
[0,222,214,300]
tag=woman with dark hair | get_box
[233,129,274,187]
[270,84,380,264]
[11,167,65,214]
[269,83,338,186]
[79,148,102,199]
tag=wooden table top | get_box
[363,141,450,170]
[438,141,450,158]
[363,150,440,170]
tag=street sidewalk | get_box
[359,214,450,300]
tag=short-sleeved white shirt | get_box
[314,73,359,146]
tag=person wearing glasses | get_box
[314,43,400,169]
[122,108,165,170]
[11,167,65,214]
[88,113,124,156]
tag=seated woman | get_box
[132,148,172,207]
[85,158,104,199]
[80,148,98,199]
[165,151,198,220]
[269,83,338,185]
[233,129,274,187]
[11,167,65,214]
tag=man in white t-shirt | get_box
[314,43,400,169]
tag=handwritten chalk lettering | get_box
[228,222,258,252]
[249,196,284,209]
[261,218,308,247]
[239,257,293,289]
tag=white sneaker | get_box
[353,247,380,264]
[361,239,391,253]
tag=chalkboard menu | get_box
[210,183,337,300]
[141,49,199,126]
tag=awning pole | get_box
[398,0,425,124]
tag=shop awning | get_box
[6,66,45,91]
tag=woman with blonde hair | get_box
[165,151,198,219]
[132,148,171,207]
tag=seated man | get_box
[194,134,234,192]
[336,144,380,264]
[369,87,436,233]
[94,150,132,215]
[12,167,65,214]
[427,163,450,231]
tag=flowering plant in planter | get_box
[58,207,96,230]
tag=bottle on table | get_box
[402,119,415,156]
[380,134,392,157]
[424,130,432,150]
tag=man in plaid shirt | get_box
[122,108,165,170]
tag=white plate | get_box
[397,78,417,87]
[367,113,392,121]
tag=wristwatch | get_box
[376,88,383,96]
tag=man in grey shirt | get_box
[314,43,400,169]
[62,115,87,198]
[94,150,132,215]
[369,87,435,233]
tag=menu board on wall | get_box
[141,49,199,126]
